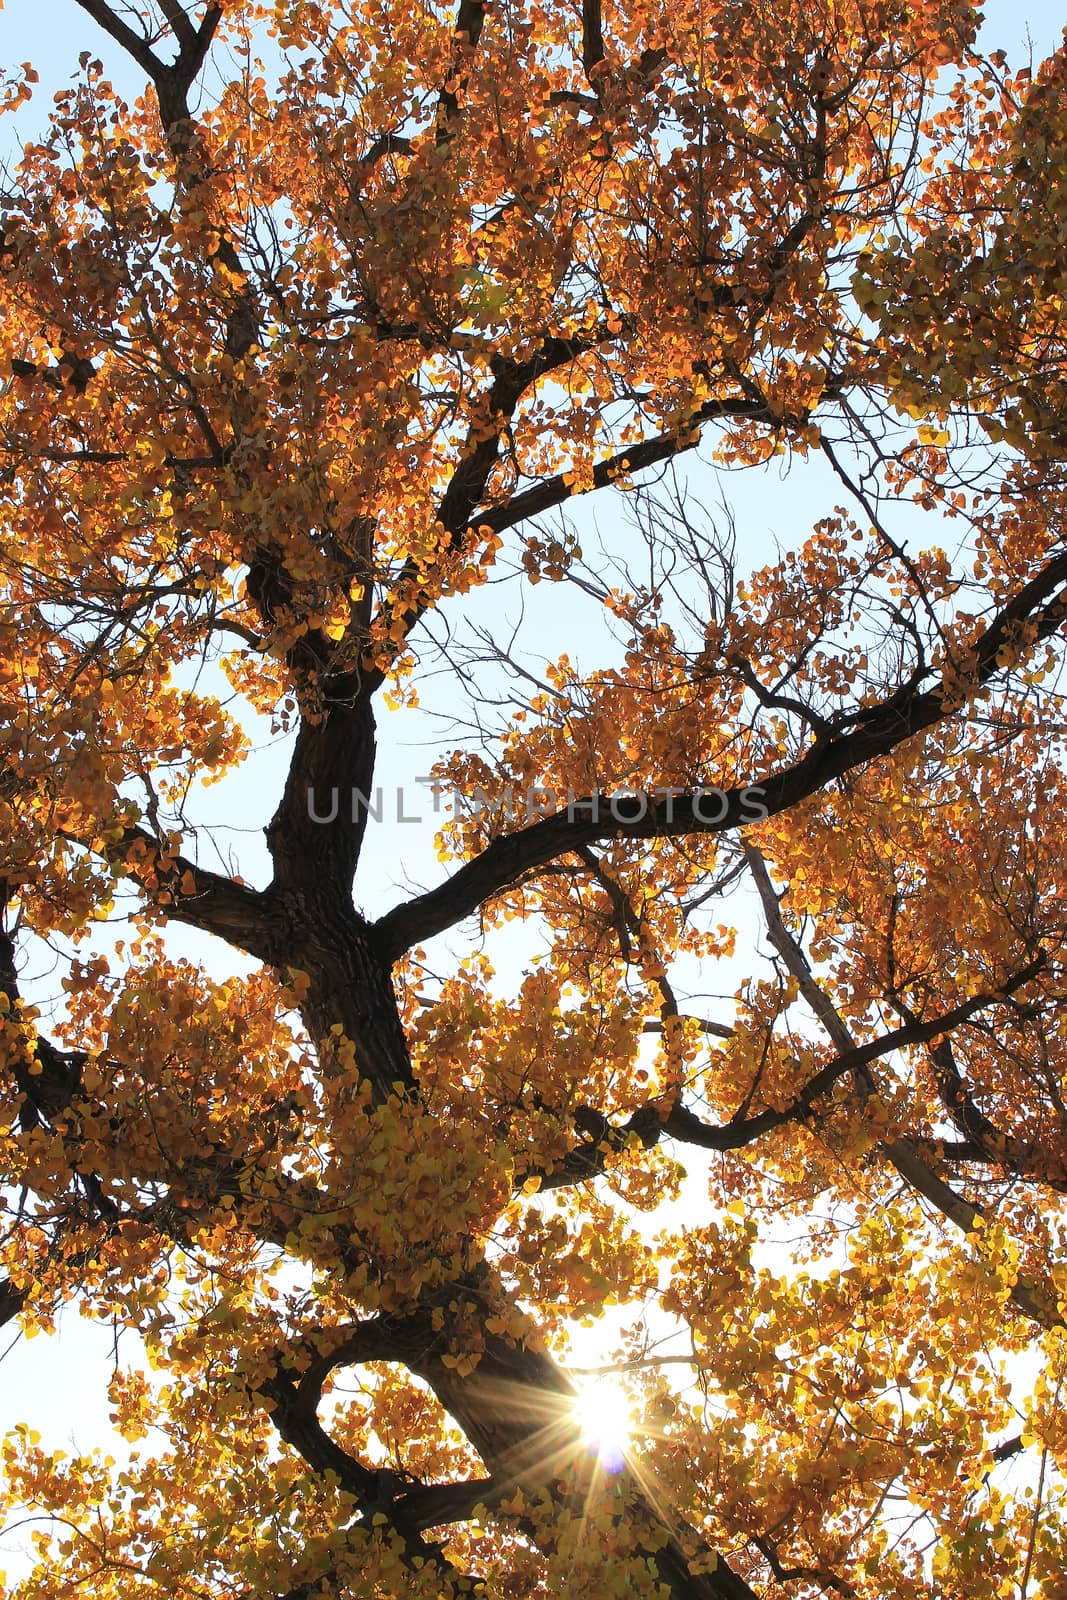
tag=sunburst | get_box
[570,1376,634,1473]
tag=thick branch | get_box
[264,698,378,895]
[53,828,415,1112]
[360,331,632,698]
[373,548,1067,960]
[265,1273,759,1600]
[436,0,487,140]
[582,0,605,78]
[262,1360,481,1588]
[74,1,223,123]
[392,1475,499,1532]
[466,394,781,540]
[72,0,162,76]
[78,824,278,963]
[261,1367,384,1504]
[0,1276,28,1328]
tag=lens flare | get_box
[571,1377,633,1472]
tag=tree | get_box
[0,0,1066,1594]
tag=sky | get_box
[0,0,1065,1582]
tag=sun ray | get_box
[571,1376,633,1473]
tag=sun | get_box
[570,1377,634,1471]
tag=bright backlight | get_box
[571,1378,633,1471]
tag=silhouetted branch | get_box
[374,548,1067,960]
[744,844,1058,1329]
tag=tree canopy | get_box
[2,1,1067,1595]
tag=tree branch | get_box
[527,970,1040,1193]
[65,823,278,964]
[465,394,782,539]
[436,0,487,142]
[642,1014,734,1041]
[360,330,634,697]
[263,697,378,895]
[664,971,1042,1148]
[261,1359,483,1588]
[744,844,1059,1329]
[74,1,223,117]
[921,1032,1067,1194]
[582,0,605,78]
[751,1533,857,1599]
[0,1276,28,1328]
[72,0,162,76]
[372,547,1067,960]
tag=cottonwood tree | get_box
[1,1,1066,1595]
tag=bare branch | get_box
[156,0,197,47]
[74,1,223,116]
